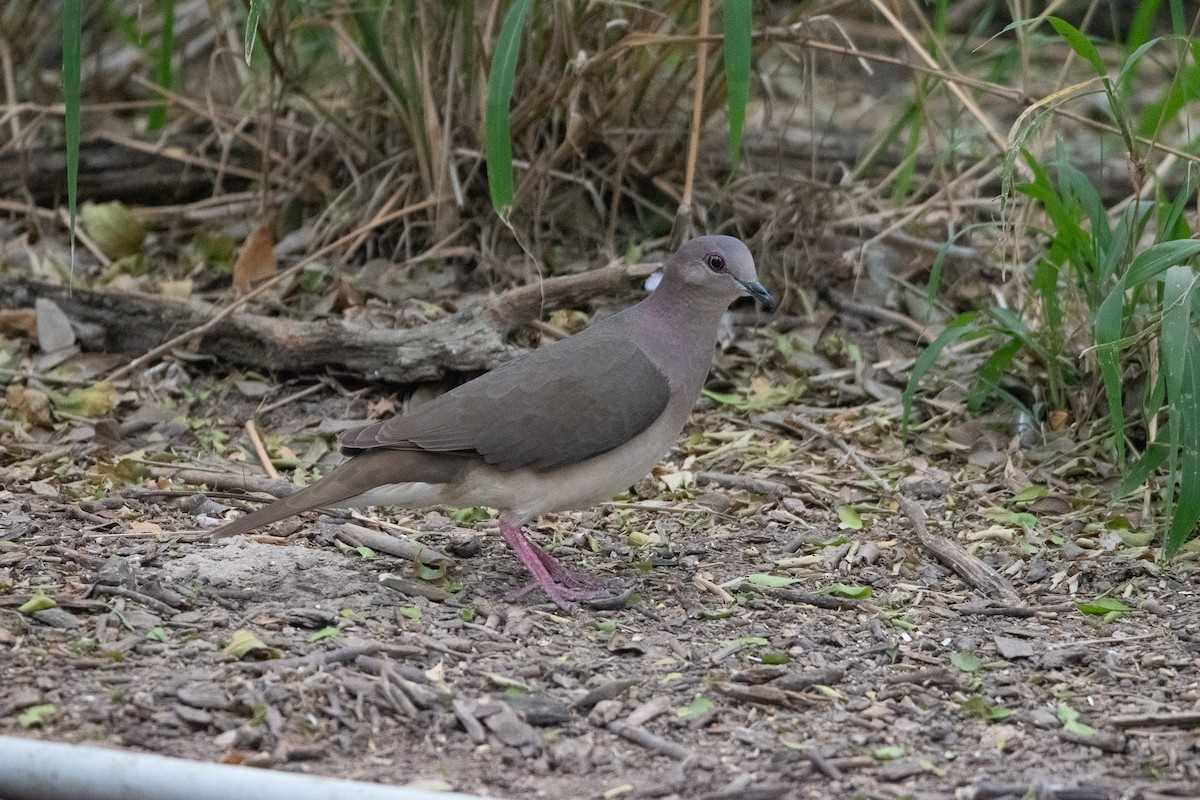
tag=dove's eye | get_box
[705,254,726,272]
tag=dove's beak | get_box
[737,279,777,313]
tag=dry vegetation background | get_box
[2,1,1200,799]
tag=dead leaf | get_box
[81,201,146,259]
[158,279,193,300]
[232,224,277,292]
[6,385,54,428]
[35,298,75,352]
[0,308,38,339]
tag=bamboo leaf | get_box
[244,0,265,65]
[485,0,534,214]
[148,0,175,130]
[903,311,980,435]
[1046,17,1108,78]
[1165,330,1200,555]
[723,0,752,170]
[62,0,83,267]
[1125,240,1200,286]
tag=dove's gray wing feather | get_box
[339,331,671,471]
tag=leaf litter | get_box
[2,292,1200,799]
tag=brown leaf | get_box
[0,308,38,339]
[232,225,277,292]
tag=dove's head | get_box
[663,235,776,312]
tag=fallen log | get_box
[0,259,658,384]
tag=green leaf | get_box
[1118,443,1170,497]
[873,746,904,761]
[417,561,446,581]
[729,636,769,646]
[746,573,801,588]
[701,389,747,408]
[146,627,166,643]
[307,626,339,643]
[18,591,57,614]
[1094,278,1128,464]
[485,0,534,214]
[1125,240,1200,287]
[244,0,265,64]
[1057,703,1097,736]
[222,629,282,660]
[1009,486,1048,503]
[822,583,872,599]
[836,505,863,530]
[147,0,175,130]
[1076,597,1130,616]
[722,0,752,170]
[18,704,57,728]
[812,685,844,700]
[677,694,714,718]
[960,695,1013,721]
[400,606,423,621]
[760,652,789,665]
[950,651,980,673]
[62,0,83,263]
[1046,17,1108,77]
[1166,330,1200,555]
[449,506,492,524]
[903,312,980,435]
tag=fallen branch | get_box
[0,260,658,384]
[1108,711,1200,730]
[896,495,1021,605]
[607,721,692,761]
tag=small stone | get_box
[483,703,541,752]
[31,608,80,629]
[173,704,213,726]
[506,694,571,727]
[994,635,1036,660]
[177,683,233,711]
[588,699,623,726]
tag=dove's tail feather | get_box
[209,448,467,540]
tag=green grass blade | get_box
[63,0,82,267]
[902,311,980,436]
[1159,172,1197,242]
[1125,240,1200,286]
[244,0,265,65]
[723,0,752,171]
[1117,443,1169,497]
[1165,330,1200,555]
[1126,0,1164,54]
[1162,265,1193,406]
[1046,17,1108,78]
[1117,37,1164,89]
[1162,265,1192,526]
[967,336,1023,414]
[148,0,175,131]
[1093,280,1127,463]
[989,306,1059,368]
[927,224,988,320]
[485,0,533,215]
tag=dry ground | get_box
[4,367,1200,800]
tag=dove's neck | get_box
[629,284,731,394]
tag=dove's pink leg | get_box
[498,517,615,609]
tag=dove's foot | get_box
[499,519,624,610]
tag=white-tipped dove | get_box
[209,235,775,608]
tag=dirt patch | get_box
[4,390,1200,798]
